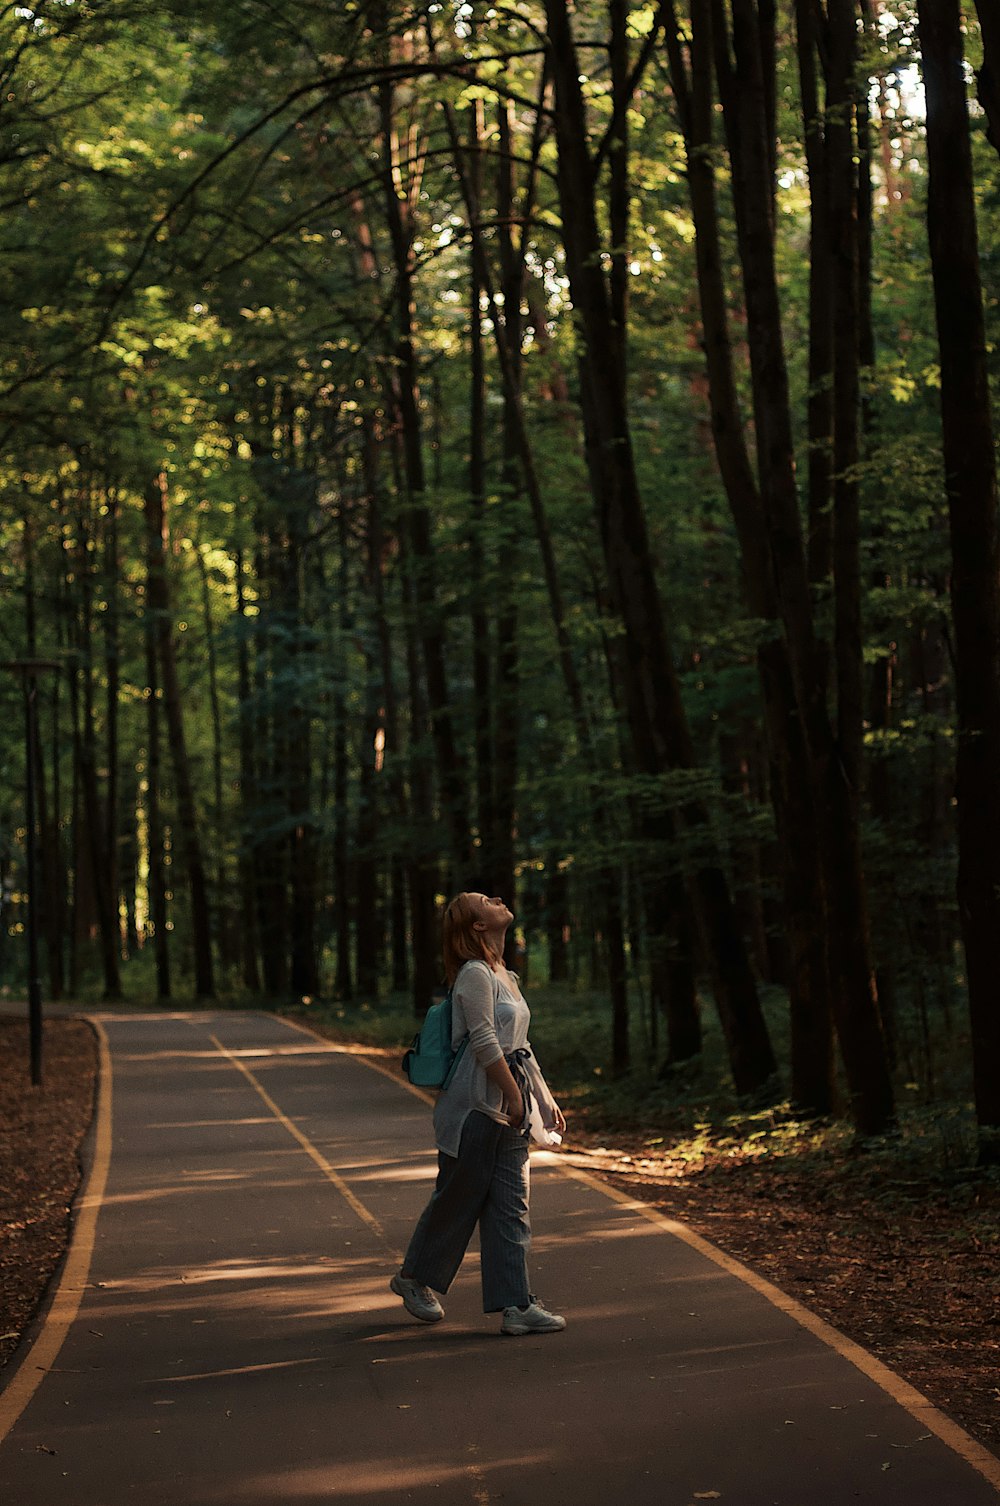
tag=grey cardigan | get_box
[431,959,557,1157]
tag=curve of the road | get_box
[1,1007,997,1506]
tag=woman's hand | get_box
[551,1103,567,1134]
[484,1056,526,1126]
[506,1091,526,1128]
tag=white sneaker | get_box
[390,1273,444,1323]
[501,1298,566,1335]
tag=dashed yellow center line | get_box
[274,1014,1000,1498]
[207,1032,387,1246]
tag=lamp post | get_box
[2,657,60,1087]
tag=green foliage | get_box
[0,0,995,1143]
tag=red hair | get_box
[442,892,501,986]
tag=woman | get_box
[390,892,567,1335]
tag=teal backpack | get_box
[402,989,468,1089]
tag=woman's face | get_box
[471,893,513,931]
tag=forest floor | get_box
[1,1010,998,1468]
[0,1017,97,1372]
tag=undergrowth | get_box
[281,978,984,1179]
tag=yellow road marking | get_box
[554,1159,1000,1490]
[208,1032,387,1245]
[272,1013,1000,1497]
[8,1009,996,1496]
[0,1017,113,1446]
[274,1012,435,1106]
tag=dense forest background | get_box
[2,0,999,1157]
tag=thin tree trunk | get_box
[827,0,864,792]
[378,73,470,881]
[195,540,232,969]
[546,857,570,983]
[361,406,408,996]
[494,98,522,958]
[144,543,171,1001]
[102,488,122,960]
[63,543,85,997]
[334,502,354,1001]
[23,509,64,1000]
[467,87,495,883]
[234,547,261,994]
[281,406,320,1003]
[355,458,384,1000]
[45,654,66,999]
[144,472,214,999]
[402,540,438,1015]
[355,683,382,998]
[795,0,835,617]
[74,496,122,1000]
[609,0,630,382]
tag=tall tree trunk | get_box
[195,540,233,971]
[447,81,637,1067]
[665,0,895,1124]
[333,502,354,1002]
[378,73,470,882]
[917,0,1000,1163]
[279,404,320,1003]
[102,488,122,961]
[355,462,383,1000]
[546,856,570,983]
[234,547,261,994]
[544,0,777,1098]
[609,0,630,380]
[144,540,171,1001]
[794,0,835,626]
[725,0,888,1130]
[467,87,495,884]
[23,509,64,1000]
[494,99,522,959]
[827,0,864,792]
[248,417,291,1001]
[74,496,122,1000]
[355,683,382,999]
[44,656,66,1000]
[402,536,438,1014]
[362,407,405,995]
[144,472,215,999]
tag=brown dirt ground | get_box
[0,1016,97,1372]
[1,1017,997,1470]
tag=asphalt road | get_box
[1,1008,997,1506]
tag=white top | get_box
[431,959,558,1157]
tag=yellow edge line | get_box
[270,1012,1000,1495]
[0,1016,113,1445]
[208,1032,387,1245]
[555,1160,1000,1490]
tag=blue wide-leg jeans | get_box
[403,1110,531,1312]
